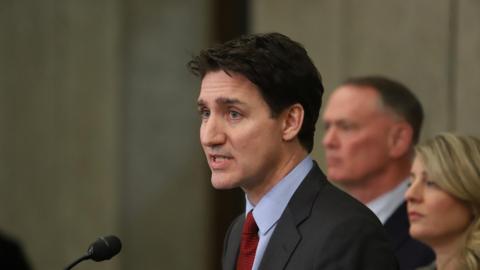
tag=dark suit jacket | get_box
[385,202,435,270]
[222,163,398,270]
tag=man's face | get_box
[322,85,397,186]
[197,70,285,192]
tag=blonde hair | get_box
[415,133,480,270]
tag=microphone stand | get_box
[64,254,90,270]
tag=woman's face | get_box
[405,157,472,246]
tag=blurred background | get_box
[0,0,478,269]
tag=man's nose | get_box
[200,117,226,147]
[322,127,338,148]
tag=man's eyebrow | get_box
[324,118,346,125]
[216,97,245,105]
[197,99,206,107]
[197,97,245,107]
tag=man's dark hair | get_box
[188,32,324,152]
[343,76,424,144]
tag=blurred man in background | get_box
[322,76,435,269]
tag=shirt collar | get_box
[366,179,409,224]
[246,156,313,235]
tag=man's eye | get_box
[199,109,210,119]
[323,122,330,131]
[229,111,241,119]
[339,123,354,130]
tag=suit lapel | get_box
[257,209,301,270]
[223,215,244,270]
[258,163,324,270]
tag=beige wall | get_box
[251,0,480,164]
[0,0,122,269]
[0,0,212,269]
[121,0,212,269]
[456,1,480,134]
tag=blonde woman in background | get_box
[405,133,480,270]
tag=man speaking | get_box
[188,32,398,270]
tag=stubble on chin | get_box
[210,173,236,190]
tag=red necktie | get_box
[236,211,259,270]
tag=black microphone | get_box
[64,235,122,270]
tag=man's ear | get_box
[388,122,413,158]
[282,104,304,141]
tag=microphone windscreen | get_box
[88,235,122,262]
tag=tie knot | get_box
[243,211,258,234]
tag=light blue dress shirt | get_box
[244,156,313,270]
[366,179,409,224]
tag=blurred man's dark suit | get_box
[222,163,398,270]
[385,202,435,270]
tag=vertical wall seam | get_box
[447,0,459,131]
[339,0,350,79]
